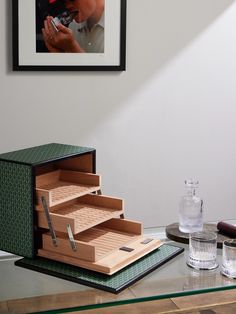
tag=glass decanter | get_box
[179,179,203,233]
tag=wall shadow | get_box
[74,0,235,139]
[4,0,235,139]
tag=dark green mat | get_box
[15,244,184,294]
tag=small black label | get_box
[141,238,154,244]
[119,246,134,252]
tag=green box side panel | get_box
[0,161,33,257]
[0,143,94,165]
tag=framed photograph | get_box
[12,0,126,71]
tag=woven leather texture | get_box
[0,161,33,257]
[0,143,94,165]
[16,244,183,292]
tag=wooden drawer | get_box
[36,170,101,207]
[28,145,163,277]
[40,218,142,262]
[38,218,162,275]
[36,194,124,234]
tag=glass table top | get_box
[1,223,236,313]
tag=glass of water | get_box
[187,231,218,270]
[221,239,236,279]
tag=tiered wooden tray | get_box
[40,218,142,262]
[36,170,101,207]
[38,236,162,275]
[36,194,124,234]
[35,169,162,275]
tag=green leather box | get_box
[0,143,95,258]
[0,143,184,293]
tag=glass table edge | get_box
[31,285,236,314]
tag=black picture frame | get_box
[12,0,126,71]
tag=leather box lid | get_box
[0,143,94,166]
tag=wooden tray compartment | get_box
[41,218,142,262]
[36,170,101,207]
[38,226,162,275]
[36,194,124,234]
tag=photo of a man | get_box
[36,0,105,53]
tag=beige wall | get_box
[1,0,236,227]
